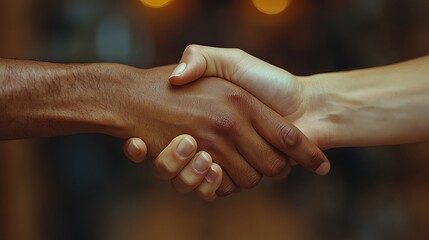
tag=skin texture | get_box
[152,45,429,196]
[307,58,429,147]
[168,45,327,148]
[126,44,429,196]
[169,45,429,148]
[117,65,329,195]
[0,59,329,197]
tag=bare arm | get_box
[0,59,124,139]
[307,56,429,148]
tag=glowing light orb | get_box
[140,0,173,8]
[252,0,291,15]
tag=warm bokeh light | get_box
[252,0,291,15]
[140,0,173,8]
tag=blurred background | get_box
[1,0,429,239]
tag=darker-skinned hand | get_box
[112,65,328,196]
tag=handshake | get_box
[2,45,427,201]
[121,45,332,200]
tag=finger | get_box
[251,103,331,176]
[171,151,212,192]
[123,137,148,163]
[234,125,291,178]
[168,44,243,85]
[205,140,262,190]
[196,163,223,201]
[273,162,292,181]
[152,135,197,180]
[168,44,209,85]
[216,171,237,197]
[272,158,300,181]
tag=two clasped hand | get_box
[7,45,424,200]
[123,45,331,200]
[126,45,429,201]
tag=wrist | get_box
[76,62,131,137]
[303,71,379,149]
[299,72,351,149]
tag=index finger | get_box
[251,103,331,176]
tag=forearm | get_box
[308,56,429,148]
[0,59,125,140]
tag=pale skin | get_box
[128,45,429,195]
[0,58,330,200]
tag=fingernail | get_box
[176,137,195,158]
[193,152,210,173]
[169,62,187,78]
[128,139,141,158]
[205,166,218,183]
[315,162,331,175]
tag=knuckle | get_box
[184,44,201,55]
[216,183,235,197]
[196,134,221,155]
[280,124,301,148]
[227,90,252,107]
[209,111,239,134]
[152,159,176,180]
[229,48,246,59]
[179,175,195,188]
[235,170,262,189]
[274,164,292,181]
[264,157,287,177]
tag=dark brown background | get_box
[1,0,429,239]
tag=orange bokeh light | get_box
[252,0,291,15]
[140,0,173,8]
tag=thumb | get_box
[123,137,148,163]
[168,44,244,85]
